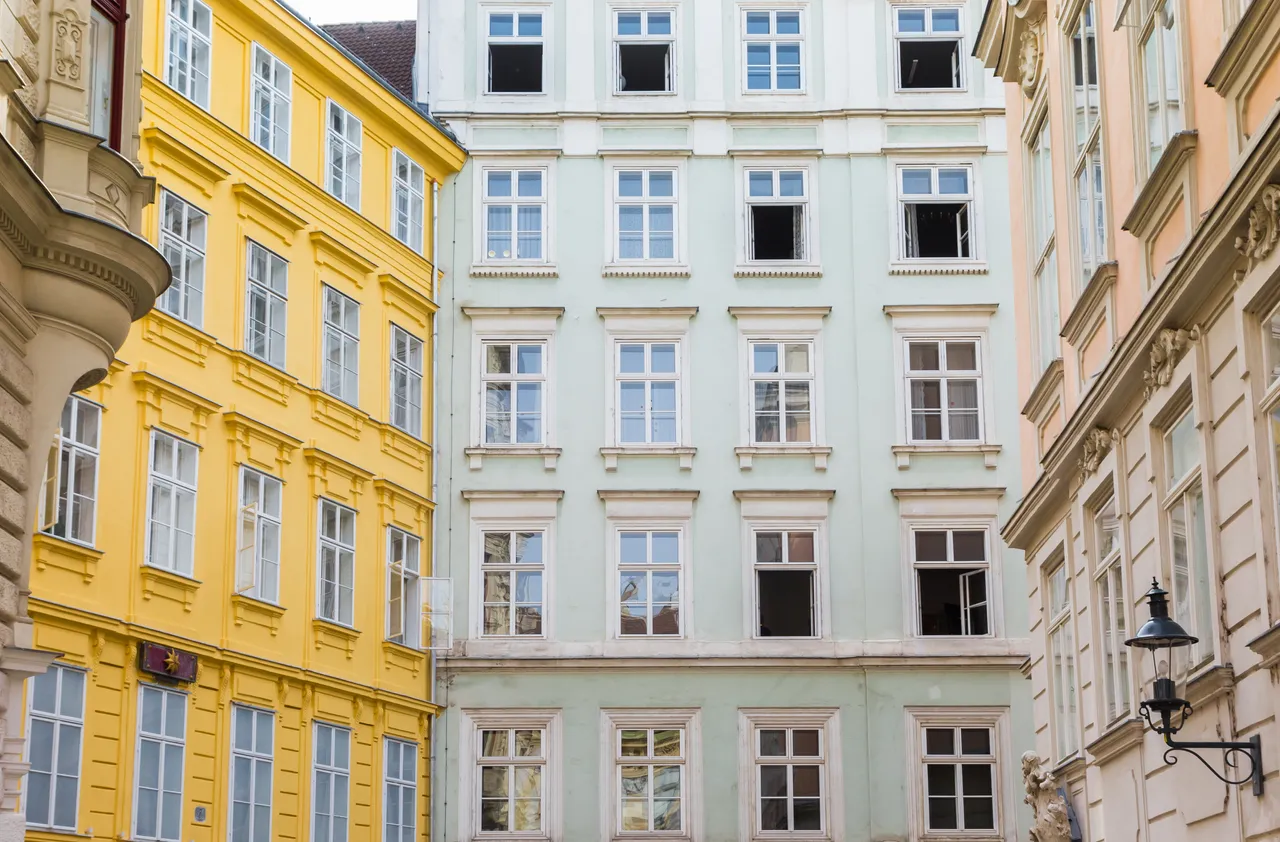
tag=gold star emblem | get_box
[163,649,182,674]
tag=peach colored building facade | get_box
[977,0,1280,837]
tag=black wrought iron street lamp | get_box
[1124,580,1263,795]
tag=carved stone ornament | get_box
[1078,427,1117,477]
[1023,752,1071,842]
[1018,19,1045,97]
[1142,326,1201,399]
[53,8,85,85]
[1235,184,1280,264]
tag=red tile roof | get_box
[322,20,417,101]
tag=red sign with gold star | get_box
[138,642,198,683]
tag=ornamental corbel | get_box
[1017,16,1045,97]
[1078,427,1118,477]
[1143,326,1201,399]
[1022,752,1071,842]
[1234,184,1280,266]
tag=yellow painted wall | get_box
[24,0,464,838]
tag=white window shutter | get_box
[420,577,453,652]
[235,504,258,594]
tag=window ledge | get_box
[32,533,103,584]
[602,263,692,278]
[1206,0,1278,93]
[465,446,561,470]
[1061,261,1118,346]
[229,350,297,406]
[469,263,559,278]
[1021,358,1064,421]
[312,618,360,658]
[1247,621,1280,669]
[888,261,989,276]
[307,387,369,440]
[734,263,822,278]
[1185,664,1234,708]
[139,565,201,612]
[1085,718,1145,765]
[382,640,428,676]
[230,594,285,636]
[735,445,830,470]
[138,310,215,367]
[1122,131,1198,237]
[601,446,695,470]
[892,443,1000,470]
[376,420,432,472]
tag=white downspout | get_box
[429,177,440,708]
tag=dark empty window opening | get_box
[757,570,814,637]
[489,44,543,93]
[618,43,671,92]
[918,569,988,635]
[898,39,961,89]
[751,205,804,261]
[904,202,970,259]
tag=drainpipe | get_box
[429,178,440,709]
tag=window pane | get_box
[897,8,927,32]
[925,728,954,755]
[776,12,800,33]
[932,8,960,31]
[487,171,512,197]
[745,11,771,34]
[1166,409,1197,486]
[908,342,940,371]
[617,11,642,34]
[517,13,542,37]
[902,169,932,194]
[960,728,991,755]
[748,171,774,197]
[618,171,643,197]
[489,13,513,37]
[938,169,969,194]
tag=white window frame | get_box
[890,4,967,93]
[311,722,350,842]
[24,664,87,832]
[616,527,685,640]
[479,340,548,447]
[466,492,559,648]
[132,684,187,842]
[466,309,561,463]
[1134,0,1187,176]
[250,43,291,161]
[245,239,288,370]
[316,498,357,627]
[738,493,832,645]
[1026,113,1059,372]
[614,341,682,447]
[322,285,360,406]
[908,524,992,638]
[901,336,986,445]
[737,708,841,839]
[482,7,550,97]
[739,6,807,94]
[325,99,362,210]
[392,149,426,254]
[158,190,208,327]
[612,8,677,96]
[1066,0,1109,292]
[1091,493,1131,724]
[1046,560,1079,761]
[600,308,695,464]
[600,708,702,838]
[480,166,550,264]
[164,0,211,108]
[601,491,696,649]
[741,165,813,266]
[228,705,274,842]
[235,466,282,603]
[904,707,1013,841]
[460,708,561,840]
[40,396,102,546]
[390,324,424,437]
[893,162,979,265]
[1158,404,1214,671]
[383,737,418,842]
[750,525,822,640]
[611,166,680,264]
[143,430,199,577]
[478,527,548,638]
[387,526,423,648]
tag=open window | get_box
[913,528,990,636]
[89,0,127,149]
[615,10,674,93]
[754,530,817,637]
[898,165,973,260]
[487,11,545,94]
[746,169,808,261]
[894,6,963,90]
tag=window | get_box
[25,665,86,831]
[245,240,288,370]
[742,9,803,91]
[898,165,973,260]
[88,0,127,148]
[392,151,426,253]
[165,0,211,108]
[753,726,824,831]
[615,10,674,93]
[912,528,989,636]
[312,723,350,842]
[236,468,282,603]
[487,10,544,93]
[158,191,207,325]
[477,726,545,832]
[481,531,544,636]
[41,397,101,545]
[920,725,997,832]
[1137,0,1183,172]
[134,685,186,842]
[317,499,356,626]
[614,727,684,831]
[1047,563,1078,759]
[894,6,963,90]
[749,340,813,444]
[250,44,291,161]
[615,169,676,262]
[1163,406,1213,669]
[1093,496,1130,722]
[390,326,424,437]
[754,529,817,638]
[483,169,546,262]
[1028,120,1059,370]
[384,738,417,842]
[388,527,422,648]
[745,169,808,262]
[322,286,359,406]
[1070,1,1108,288]
[145,431,199,577]
[616,342,679,445]
[618,530,681,636]
[481,341,546,445]
[326,101,362,210]
[904,339,982,443]
[229,705,273,842]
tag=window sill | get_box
[229,350,297,406]
[32,533,103,584]
[465,446,561,470]
[1085,717,1145,765]
[139,565,201,612]
[736,445,830,470]
[1185,663,1234,708]
[892,443,1000,470]
[1060,261,1118,347]
[376,420,432,472]
[312,618,360,658]
[139,309,215,367]
[230,594,285,636]
[602,262,691,278]
[308,388,369,440]
[26,829,95,840]
[1247,621,1280,669]
[601,446,695,471]
[888,261,989,276]
[469,263,559,278]
[382,639,427,676]
[1122,130,1198,237]
[734,263,822,278]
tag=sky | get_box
[285,0,414,24]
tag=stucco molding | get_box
[1017,16,1046,98]
[1085,718,1145,765]
[50,6,86,89]
[601,263,692,278]
[1022,358,1064,420]
[1206,0,1279,93]
[1061,262,1118,345]
[141,125,230,197]
[1077,427,1118,478]
[1121,131,1198,236]
[1142,326,1201,399]
[310,230,376,288]
[1234,183,1280,266]
[1246,622,1280,669]
[1021,753,1071,842]
[304,446,374,508]
[232,182,307,249]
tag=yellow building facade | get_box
[21,0,463,839]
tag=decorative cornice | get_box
[141,125,230,196]
[310,230,376,285]
[597,489,700,500]
[1234,183,1280,266]
[1246,622,1280,669]
[596,307,698,318]
[727,306,832,317]
[601,264,692,278]
[469,263,559,278]
[1022,358,1064,421]
[1122,131,1198,236]
[1142,325,1200,399]
[1077,427,1119,478]
[883,303,999,318]
[733,265,823,278]
[1206,0,1279,92]
[461,489,565,500]
[232,182,306,248]
[891,487,1005,499]
[1061,261,1118,346]
[732,489,835,500]
[1185,664,1235,709]
[462,306,565,318]
[1085,718,1145,765]
[887,263,990,275]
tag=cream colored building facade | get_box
[977,0,1280,838]
[0,0,168,837]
